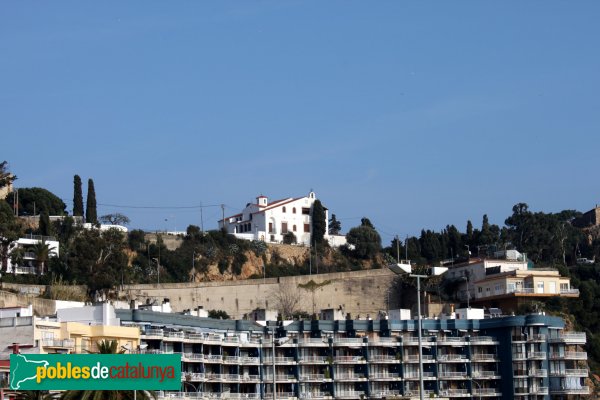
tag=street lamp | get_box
[388,262,448,400]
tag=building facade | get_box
[219,192,345,247]
[5,235,59,275]
[116,309,590,400]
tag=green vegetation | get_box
[311,199,327,247]
[73,175,84,217]
[85,179,97,224]
[6,187,67,216]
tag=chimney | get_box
[12,343,19,354]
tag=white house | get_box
[219,191,345,247]
[5,236,60,275]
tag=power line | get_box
[97,203,222,210]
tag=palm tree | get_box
[14,391,57,400]
[31,240,51,275]
[60,340,156,400]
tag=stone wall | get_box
[119,269,398,320]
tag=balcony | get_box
[472,371,499,379]
[299,392,332,399]
[528,351,546,360]
[404,371,436,380]
[41,339,75,349]
[264,393,296,400]
[438,337,468,345]
[473,388,501,397]
[335,391,365,399]
[204,355,223,363]
[183,353,204,361]
[333,338,364,346]
[549,369,588,376]
[438,371,468,379]
[334,373,367,381]
[550,351,587,360]
[369,372,400,380]
[441,389,469,397]
[240,356,260,364]
[164,331,185,340]
[182,372,205,382]
[240,374,260,382]
[529,369,548,377]
[299,373,326,382]
[298,355,327,364]
[535,387,549,395]
[438,354,469,362]
[469,336,497,344]
[144,328,164,338]
[560,288,580,295]
[471,354,498,362]
[404,354,435,363]
[334,355,366,363]
[548,332,586,344]
[369,355,400,363]
[550,386,590,395]
[223,356,241,364]
[527,334,546,342]
[370,390,400,398]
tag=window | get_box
[508,283,516,293]
[281,223,288,234]
[304,224,310,233]
[293,225,297,232]
[302,207,310,215]
[293,207,296,213]
[269,223,273,233]
[282,207,286,213]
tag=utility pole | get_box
[314,239,318,274]
[221,204,225,230]
[200,202,204,233]
[396,235,400,263]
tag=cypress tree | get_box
[311,199,327,246]
[86,179,97,224]
[73,175,84,217]
[39,211,51,236]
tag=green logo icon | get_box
[10,354,181,390]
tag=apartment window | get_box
[293,225,297,232]
[282,207,286,213]
[560,283,569,291]
[302,208,310,215]
[281,223,288,234]
[293,207,296,213]
[304,224,310,233]
[269,223,273,233]
[508,283,516,293]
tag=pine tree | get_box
[328,214,342,235]
[73,175,84,217]
[86,179,97,224]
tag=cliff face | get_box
[190,244,311,282]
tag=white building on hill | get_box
[219,191,345,247]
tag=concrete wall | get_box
[119,269,397,320]
[0,290,83,317]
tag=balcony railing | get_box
[42,339,75,348]
[473,388,501,396]
[548,332,586,343]
[438,371,467,378]
[550,386,590,395]
[560,289,580,295]
[298,355,326,363]
[529,351,546,359]
[472,370,499,378]
[550,351,587,360]
[469,336,495,344]
[530,369,548,377]
[472,354,497,361]
[299,392,332,399]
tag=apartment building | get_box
[115,309,590,400]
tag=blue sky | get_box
[2,2,599,244]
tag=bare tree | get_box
[99,213,130,226]
[269,283,305,319]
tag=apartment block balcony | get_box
[471,354,498,362]
[369,372,401,381]
[41,339,75,349]
[144,328,164,338]
[299,392,332,399]
[370,337,400,346]
[240,374,260,383]
[222,337,241,345]
[298,338,329,347]
[404,371,436,380]
[223,356,241,364]
[185,333,205,342]
[369,390,400,398]
[369,354,400,363]
[527,334,546,342]
[549,369,588,377]
[240,356,260,365]
[183,353,204,362]
[512,353,527,361]
[403,336,436,345]
[473,388,501,397]
[548,332,586,344]
[550,386,590,395]
[528,351,546,360]
[469,336,498,345]
[550,351,587,360]
[334,390,365,399]
[529,369,548,377]
[334,355,366,364]
[264,392,296,399]
[440,389,469,397]
[298,356,327,364]
[164,331,186,340]
[299,373,327,382]
[204,355,223,363]
[471,371,500,379]
[560,288,580,296]
[334,373,368,382]
[438,337,468,345]
[438,371,468,379]
[438,354,469,362]
[183,372,205,382]
[536,387,549,395]
[333,338,365,346]
[404,354,435,363]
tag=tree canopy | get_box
[311,199,326,246]
[73,175,84,217]
[86,179,97,224]
[6,187,66,216]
